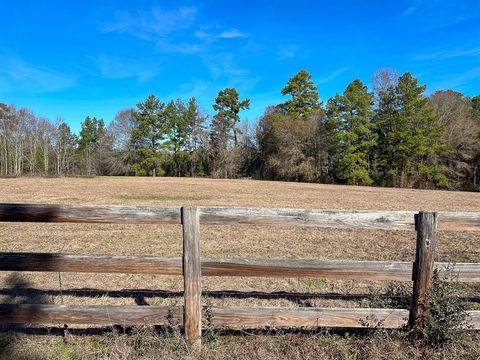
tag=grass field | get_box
[1,177,480,359]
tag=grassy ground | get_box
[0,177,479,359]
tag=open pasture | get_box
[1,177,479,309]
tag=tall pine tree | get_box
[281,70,321,118]
[131,94,166,176]
[375,72,446,187]
[326,79,377,185]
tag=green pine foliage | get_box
[212,87,250,146]
[131,94,167,177]
[326,79,377,185]
[281,70,321,118]
[375,72,447,188]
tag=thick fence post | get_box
[409,211,437,338]
[181,206,202,346]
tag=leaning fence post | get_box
[181,206,202,346]
[409,211,437,338]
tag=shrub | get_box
[423,267,471,347]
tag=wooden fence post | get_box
[409,211,437,338]
[181,206,202,346]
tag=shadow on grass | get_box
[0,273,51,360]
[0,287,429,304]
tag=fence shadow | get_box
[0,273,51,359]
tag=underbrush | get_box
[1,328,479,360]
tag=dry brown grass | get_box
[2,176,480,210]
[0,177,479,359]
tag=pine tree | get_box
[164,100,189,176]
[326,79,377,185]
[375,72,446,187]
[131,94,166,176]
[281,70,321,118]
[78,116,105,175]
[212,88,250,146]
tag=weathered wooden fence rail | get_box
[1,203,480,345]
[2,203,480,230]
[1,253,480,282]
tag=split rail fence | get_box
[1,203,480,345]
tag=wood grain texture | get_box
[0,252,183,275]
[409,212,437,337]
[1,203,480,230]
[182,206,202,344]
[1,305,478,329]
[202,258,413,281]
[0,203,180,224]
[1,253,479,282]
[209,307,409,328]
[0,304,182,325]
[199,207,480,231]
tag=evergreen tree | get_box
[78,116,105,175]
[326,79,377,185]
[375,72,446,187]
[281,70,321,117]
[131,94,166,176]
[212,88,250,146]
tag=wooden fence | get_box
[1,203,480,345]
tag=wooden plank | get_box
[0,304,182,325]
[182,206,202,345]
[0,203,180,224]
[202,258,413,281]
[199,207,416,230]
[438,212,480,231]
[209,307,409,328]
[0,305,478,330]
[409,212,437,338]
[200,207,480,231]
[434,262,480,282]
[1,203,480,231]
[1,253,479,282]
[0,253,183,275]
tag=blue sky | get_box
[1,0,479,133]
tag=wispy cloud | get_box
[276,44,299,60]
[317,67,350,84]
[95,55,161,82]
[218,29,248,39]
[415,46,480,61]
[202,52,260,92]
[429,67,480,90]
[103,6,248,55]
[399,0,480,31]
[102,6,197,39]
[400,0,421,17]
[0,58,76,93]
[194,28,248,42]
[166,78,213,108]
[100,5,256,91]
[402,6,417,17]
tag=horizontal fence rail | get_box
[1,252,480,282]
[0,304,182,325]
[1,304,479,329]
[2,203,480,231]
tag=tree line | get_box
[1,68,479,190]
